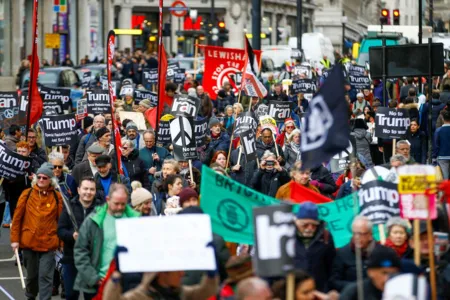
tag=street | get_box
[0,228,65,300]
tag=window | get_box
[0,0,11,76]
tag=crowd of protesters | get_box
[1,47,450,300]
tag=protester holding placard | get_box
[256,128,285,164]
[139,130,172,186]
[75,115,106,164]
[206,117,231,155]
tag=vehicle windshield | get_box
[22,70,59,88]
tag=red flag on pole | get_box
[156,0,169,135]
[26,0,43,130]
[107,30,123,176]
[241,36,267,98]
[290,181,332,204]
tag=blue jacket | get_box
[58,173,78,200]
[207,132,231,153]
[434,124,450,158]
[407,130,427,164]
[336,180,353,199]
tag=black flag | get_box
[300,64,350,168]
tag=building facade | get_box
[383,0,419,26]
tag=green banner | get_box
[200,166,380,248]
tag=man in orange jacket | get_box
[11,163,63,300]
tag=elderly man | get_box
[11,163,63,300]
[395,140,415,164]
[139,130,172,185]
[136,99,157,129]
[276,161,320,200]
[340,246,401,299]
[74,183,140,298]
[72,144,104,185]
[353,93,368,115]
[75,114,106,164]
[330,216,378,292]
[122,122,144,150]
[94,155,131,201]
[236,277,272,300]
[294,202,336,292]
[267,82,288,101]
[256,128,285,164]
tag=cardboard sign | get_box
[134,90,157,106]
[86,90,111,114]
[234,112,258,136]
[118,111,147,131]
[40,114,78,147]
[240,129,258,162]
[157,120,172,145]
[253,205,295,277]
[116,215,216,273]
[348,64,366,77]
[76,99,87,121]
[167,63,179,80]
[82,72,91,89]
[120,84,134,97]
[142,68,158,85]
[291,79,317,94]
[348,74,371,90]
[174,68,186,84]
[268,101,293,122]
[434,232,449,258]
[293,65,311,78]
[195,118,208,148]
[375,107,410,139]
[0,141,32,180]
[39,86,65,114]
[259,115,278,135]
[358,180,400,224]
[255,104,268,121]
[170,116,197,160]
[0,92,19,130]
[329,136,357,173]
[170,94,200,118]
[102,80,117,97]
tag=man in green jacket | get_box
[74,183,140,298]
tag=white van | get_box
[289,33,335,66]
[261,45,294,69]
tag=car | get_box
[168,57,205,76]
[20,66,80,89]
[74,64,120,82]
[260,56,279,83]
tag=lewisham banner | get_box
[203,45,261,100]
[200,166,379,247]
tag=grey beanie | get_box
[126,122,138,131]
[36,163,54,178]
[208,117,220,128]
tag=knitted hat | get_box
[367,246,401,269]
[36,163,54,178]
[83,116,94,129]
[131,188,153,207]
[126,122,138,131]
[295,202,319,220]
[178,187,199,207]
[209,117,220,128]
[139,99,152,109]
[95,127,110,139]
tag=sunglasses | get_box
[286,126,295,129]
[53,165,63,169]
[122,147,129,150]
[299,222,319,228]
[37,176,49,180]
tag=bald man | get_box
[75,115,106,164]
[236,277,272,300]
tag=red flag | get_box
[107,30,123,176]
[242,36,267,98]
[157,43,168,121]
[27,0,43,127]
[290,181,332,204]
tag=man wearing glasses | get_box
[330,216,378,292]
[10,163,63,300]
[294,202,336,293]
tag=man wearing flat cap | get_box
[93,155,131,201]
[72,144,104,185]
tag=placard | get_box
[0,92,19,130]
[174,68,186,84]
[40,114,78,147]
[134,90,157,106]
[118,111,147,131]
[195,118,208,148]
[259,115,278,134]
[86,90,111,114]
[170,116,197,160]
[120,84,134,97]
[290,79,317,94]
[253,205,295,277]
[170,94,201,118]
[76,99,87,121]
[268,101,293,122]
[375,107,410,139]
[39,86,66,114]
[116,215,216,273]
[240,129,258,162]
[348,64,366,77]
[348,74,371,90]
[82,72,91,89]
[358,180,400,224]
[234,112,258,136]
[167,62,179,80]
[329,136,357,173]
[142,68,158,85]
[0,141,32,180]
[101,80,117,97]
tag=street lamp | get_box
[341,16,348,56]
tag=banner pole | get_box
[273,133,280,157]
[0,178,4,186]
[426,194,437,300]
[188,160,194,187]
[15,249,25,289]
[193,40,199,77]
[378,224,386,245]
[392,138,396,157]
[236,147,242,166]
[413,219,421,265]
[286,272,295,300]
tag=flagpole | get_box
[155,0,164,141]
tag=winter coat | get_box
[352,100,368,115]
[284,142,301,170]
[57,195,104,264]
[122,149,151,190]
[94,171,131,201]
[399,102,419,120]
[72,160,95,186]
[30,145,47,165]
[275,180,320,201]
[339,278,382,300]
[407,130,427,164]
[74,203,140,293]
[351,128,373,167]
[420,98,446,135]
[103,272,218,300]
[433,124,450,158]
[400,84,417,101]
[310,165,337,197]
[250,169,291,198]
[207,132,231,153]
[75,130,99,164]
[122,133,145,150]
[82,142,115,162]
[198,93,213,119]
[256,140,286,166]
[151,191,169,216]
[229,147,258,186]
[267,92,289,102]
[294,223,336,292]
[336,180,353,199]
[4,135,19,151]
[57,173,78,200]
[138,145,172,185]
[216,94,235,112]
[10,185,63,252]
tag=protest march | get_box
[2,1,450,300]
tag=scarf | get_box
[211,132,221,139]
[385,238,409,257]
[290,141,301,161]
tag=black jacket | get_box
[122,149,151,190]
[57,195,104,264]
[294,223,336,292]
[310,165,337,197]
[250,169,290,198]
[406,130,427,164]
[94,171,131,201]
[339,278,382,300]
[256,140,286,166]
[230,147,257,186]
[30,145,47,165]
[72,160,94,186]
[267,91,289,102]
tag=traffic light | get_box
[380,8,389,25]
[393,9,400,25]
[218,21,229,43]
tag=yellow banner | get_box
[398,175,436,194]
[44,33,60,49]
